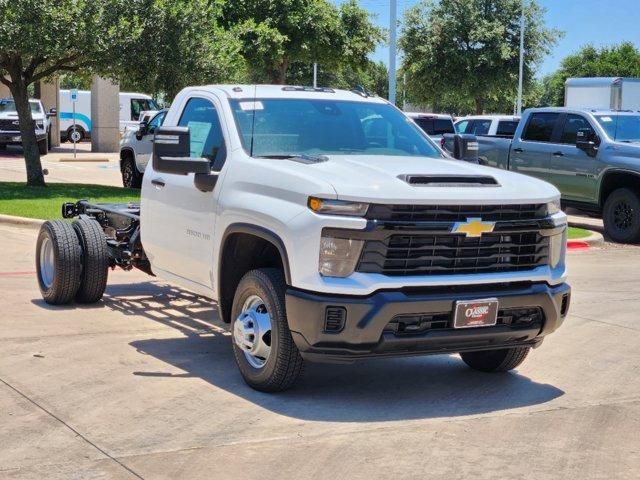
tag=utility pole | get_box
[313,62,318,88]
[389,0,397,104]
[516,0,525,115]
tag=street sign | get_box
[70,89,78,103]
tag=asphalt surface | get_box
[0,224,639,479]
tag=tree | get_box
[118,0,248,101]
[400,0,561,114]
[221,0,384,84]
[0,0,144,186]
[540,42,640,107]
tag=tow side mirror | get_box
[152,126,218,192]
[576,128,600,157]
[47,108,57,118]
[442,133,479,163]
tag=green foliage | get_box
[222,0,384,84]
[400,0,561,114]
[540,43,640,107]
[0,182,139,219]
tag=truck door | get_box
[142,94,227,294]
[545,113,599,203]
[510,112,561,183]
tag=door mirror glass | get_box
[152,126,211,174]
[576,128,600,156]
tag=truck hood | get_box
[0,112,46,121]
[307,155,560,204]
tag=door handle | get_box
[151,178,165,188]
[553,151,564,157]
[513,147,524,153]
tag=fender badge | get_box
[452,218,496,237]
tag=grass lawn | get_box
[0,182,140,220]
[568,227,591,239]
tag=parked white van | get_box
[59,90,160,142]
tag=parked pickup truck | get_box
[0,97,56,154]
[35,85,571,392]
[459,107,640,243]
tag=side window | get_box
[178,97,225,165]
[148,111,166,134]
[522,113,560,142]
[456,120,469,133]
[560,114,594,144]
[471,119,491,135]
[496,120,519,137]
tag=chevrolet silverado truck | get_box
[0,97,56,154]
[456,107,640,243]
[34,85,571,392]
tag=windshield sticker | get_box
[187,121,212,157]
[600,116,613,122]
[238,101,264,111]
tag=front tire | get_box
[603,188,640,243]
[67,126,84,144]
[231,269,304,392]
[121,156,143,189]
[73,219,109,303]
[36,220,82,305]
[460,347,530,372]
[38,137,48,155]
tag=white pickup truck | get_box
[35,85,571,392]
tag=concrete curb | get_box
[57,157,112,163]
[567,230,604,250]
[0,214,44,229]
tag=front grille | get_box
[384,307,544,336]
[366,203,547,222]
[0,119,20,131]
[357,231,549,276]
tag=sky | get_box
[333,0,640,78]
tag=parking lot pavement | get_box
[0,144,121,187]
[0,224,639,480]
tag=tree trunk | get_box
[8,77,45,186]
[475,98,484,115]
[277,57,289,85]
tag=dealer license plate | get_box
[453,298,499,328]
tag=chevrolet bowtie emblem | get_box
[452,218,496,237]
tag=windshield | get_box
[231,99,442,158]
[0,100,42,114]
[595,115,640,142]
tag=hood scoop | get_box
[400,174,499,187]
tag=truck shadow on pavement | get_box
[40,280,565,422]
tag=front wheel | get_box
[121,156,142,189]
[231,269,304,392]
[460,347,530,372]
[38,137,48,155]
[603,188,640,243]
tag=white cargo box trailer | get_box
[565,77,640,111]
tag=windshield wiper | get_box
[255,154,329,164]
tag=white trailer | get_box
[565,77,640,111]
[59,89,160,142]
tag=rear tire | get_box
[67,126,84,143]
[231,268,304,392]
[121,156,143,189]
[73,218,109,303]
[603,188,640,243]
[36,220,82,305]
[460,347,530,372]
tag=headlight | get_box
[319,236,364,277]
[308,197,369,217]
[549,228,567,268]
[547,198,561,215]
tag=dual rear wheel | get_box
[36,219,109,305]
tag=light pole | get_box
[389,0,397,104]
[516,0,525,115]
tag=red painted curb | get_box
[567,240,590,250]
